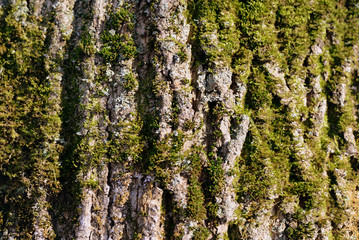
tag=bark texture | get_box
[0,0,359,239]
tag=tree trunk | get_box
[0,0,359,239]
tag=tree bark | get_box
[0,0,359,239]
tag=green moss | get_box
[123,72,138,91]
[236,106,292,204]
[0,0,358,237]
[286,210,316,239]
[186,149,207,221]
[107,5,134,30]
[83,175,99,190]
[187,0,242,65]
[184,120,195,131]
[99,33,137,62]
[0,2,62,236]
[177,49,188,62]
[77,31,95,56]
[99,6,137,63]
[109,120,143,164]
[192,227,211,240]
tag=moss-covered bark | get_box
[0,0,359,239]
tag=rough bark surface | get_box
[0,0,359,239]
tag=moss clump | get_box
[99,33,137,62]
[107,6,134,30]
[123,72,138,91]
[99,6,137,63]
[286,210,316,239]
[192,227,211,240]
[186,149,207,221]
[109,120,143,164]
[74,30,96,57]
[177,49,188,63]
[187,0,241,66]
